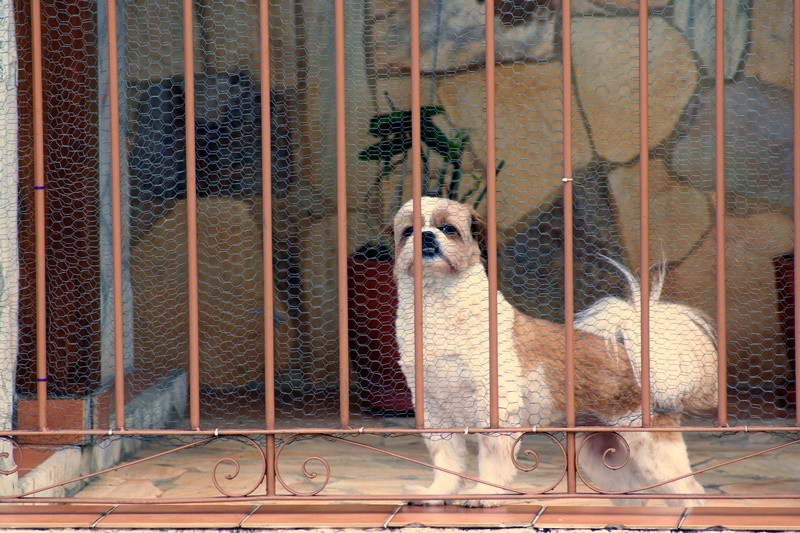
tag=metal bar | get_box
[794,0,800,426]
[638,0,651,427]
[259,0,277,496]
[485,0,499,429]
[334,0,350,429]
[106,0,126,431]
[10,491,800,505]
[31,0,47,432]
[714,0,728,427]
[561,0,576,493]
[410,0,425,429]
[4,423,800,438]
[183,0,201,430]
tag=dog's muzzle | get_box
[421,231,442,259]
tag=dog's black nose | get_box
[421,230,441,258]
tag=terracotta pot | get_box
[347,257,414,414]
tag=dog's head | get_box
[389,197,486,279]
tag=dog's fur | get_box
[390,197,717,507]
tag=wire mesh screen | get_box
[7,0,799,490]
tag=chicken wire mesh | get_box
[7,0,798,449]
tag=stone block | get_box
[572,0,670,14]
[125,0,204,83]
[662,212,795,390]
[671,77,794,211]
[131,197,290,390]
[499,164,628,323]
[609,159,712,273]
[370,0,555,75]
[572,15,698,163]
[744,0,793,90]
[199,0,298,89]
[436,62,593,230]
[672,0,749,80]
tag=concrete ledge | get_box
[12,370,187,498]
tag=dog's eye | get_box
[401,226,414,239]
[439,224,459,236]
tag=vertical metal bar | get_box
[31,0,48,431]
[561,0,576,493]
[334,0,351,429]
[794,0,800,426]
[638,0,651,427]
[410,0,425,430]
[259,0,277,496]
[183,0,201,430]
[106,0,126,430]
[714,0,728,427]
[485,0,499,429]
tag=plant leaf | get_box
[368,110,412,137]
[420,118,452,158]
[358,137,413,161]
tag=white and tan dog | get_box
[390,197,717,507]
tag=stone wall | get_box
[126,0,796,399]
[365,0,795,396]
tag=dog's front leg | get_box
[406,433,467,505]
[457,433,519,507]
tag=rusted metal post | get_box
[793,0,800,426]
[183,0,201,430]
[714,0,728,427]
[259,0,277,496]
[334,0,351,429]
[31,0,48,432]
[639,0,652,427]
[106,0,126,430]
[485,0,500,430]
[410,0,425,429]
[561,0,576,493]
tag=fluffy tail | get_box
[575,256,718,415]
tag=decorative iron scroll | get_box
[575,431,632,494]
[6,435,267,499]
[211,436,267,497]
[0,437,20,476]
[511,431,568,493]
[275,431,569,497]
[3,431,800,501]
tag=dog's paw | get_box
[453,486,508,508]
[404,483,447,506]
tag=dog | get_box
[390,197,717,507]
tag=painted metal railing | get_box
[1,0,799,511]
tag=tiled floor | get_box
[3,502,800,529]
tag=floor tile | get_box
[534,505,685,529]
[242,503,401,528]
[387,504,542,528]
[95,504,257,528]
[0,504,112,528]
[680,506,800,530]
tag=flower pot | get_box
[347,256,414,414]
[773,252,796,407]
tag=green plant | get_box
[355,101,503,259]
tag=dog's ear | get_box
[382,222,395,241]
[470,210,489,267]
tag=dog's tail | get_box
[575,256,718,416]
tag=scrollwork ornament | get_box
[0,436,20,476]
[275,435,332,496]
[511,431,567,493]
[211,436,267,497]
[576,431,632,494]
